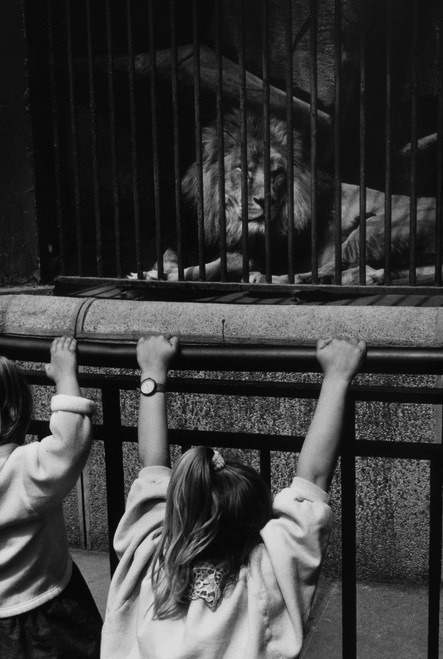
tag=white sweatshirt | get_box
[0,394,96,617]
[101,466,332,659]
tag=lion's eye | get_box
[272,168,286,181]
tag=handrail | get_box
[1,334,443,373]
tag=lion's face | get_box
[224,144,288,233]
[182,109,313,251]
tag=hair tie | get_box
[211,449,225,471]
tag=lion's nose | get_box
[253,196,275,210]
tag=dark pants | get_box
[0,563,102,658]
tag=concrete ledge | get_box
[1,294,443,347]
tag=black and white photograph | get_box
[0,1,442,657]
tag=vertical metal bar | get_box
[358,0,367,285]
[436,5,443,286]
[215,0,227,281]
[262,0,272,282]
[102,386,126,575]
[85,0,102,276]
[285,0,294,283]
[260,448,271,488]
[341,399,357,657]
[126,0,143,278]
[237,0,250,282]
[169,0,184,280]
[47,0,65,275]
[148,0,163,280]
[427,456,442,658]
[310,0,319,283]
[65,0,83,275]
[76,469,91,549]
[105,0,122,278]
[192,0,205,280]
[384,0,393,284]
[408,0,418,285]
[334,0,342,284]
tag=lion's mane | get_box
[181,108,332,273]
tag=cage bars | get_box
[358,0,367,285]
[262,0,272,283]
[169,0,184,280]
[436,0,443,286]
[310,0,319,284]
[333,0,342,284]
[408,0,418,286]
[214,0,228,281]
[28,1,443,292]
[126,0,143,279]
[47,0,65,276]
[105,0,122,278]
[85,0,102,277]
[285,0,295,283]
[65,0,83,275]
[192,0,205,281]
[148,0,163,280]
[384,0,393,284]
[237,0,250,283]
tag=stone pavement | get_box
[72,548,442,658]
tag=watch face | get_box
[140,378,156,395]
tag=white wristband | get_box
[51,394,97,417]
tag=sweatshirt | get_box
[0,394,96,617]
[101,465,332,659]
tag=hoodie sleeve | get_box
[0,394,96,525]
[113,465,171,560]
[260,476,333,627]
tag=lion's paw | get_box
[249,271,267,283]
[166,269,179,281]
[127,271,158,280]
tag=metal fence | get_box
[24,0,442,292]
[1,335,442,657]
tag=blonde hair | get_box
[0,356,33,445]
[151,446,273,619]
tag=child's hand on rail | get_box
[316,337,366,385]
[136,335,179,380]
[45,336,81,397]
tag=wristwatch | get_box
[140,377,166,396]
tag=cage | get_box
[24,0,442,295]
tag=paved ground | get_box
[72,548,442,658]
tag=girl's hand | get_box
[137,335,179,380]
[45,337,81,396]
[316,337,366,384]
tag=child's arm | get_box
[296,337,366,492]
[1,337,96,523]
[136,335,179,468]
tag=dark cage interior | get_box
[24,0,442,289]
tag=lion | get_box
[143,108,437,285]
[144,108,334,282]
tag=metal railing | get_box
[1,335,442,657]
[24,0,442,292]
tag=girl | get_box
[0,336,102,658]
[101,335,366,658]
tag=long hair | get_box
[151,446,273,619]
[0,356,33,445]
